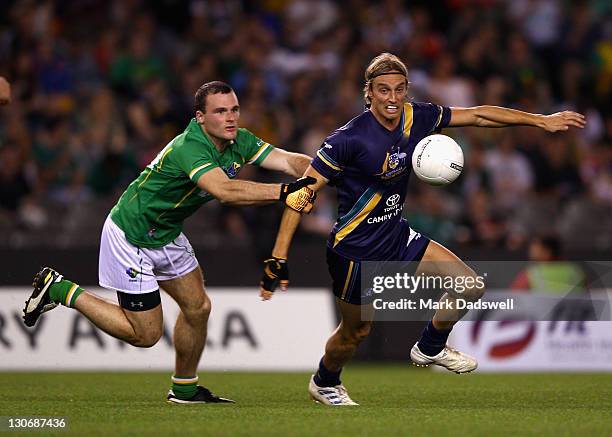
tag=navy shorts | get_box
[327,230,430,305]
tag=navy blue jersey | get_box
[311,102,451,261]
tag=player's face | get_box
[369,74,407,125]
[197,92,240,144]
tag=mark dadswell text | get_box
[373,298,514,311]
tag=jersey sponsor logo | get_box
[323,142,333,149]
[386,194,400,207]
[367,196,403,224]
[126,268,155,278]
[126,268,139,279]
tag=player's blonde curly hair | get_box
[363,53,409,107]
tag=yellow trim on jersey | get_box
[403,103,414,136]
[316,150,342,171]
[156,186,198,221]
[128,168,154,203]
[333,192,382,247]
[248,142,271,164]
[137,169,153,188]
[173,186,198,209]
[341,261,355,300]
[189,163,212,180]
[157,146,173,170]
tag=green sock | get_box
[171,375,199,399]
[49,279,84,308]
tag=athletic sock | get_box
[417,321,452,357]
[171,375,199,399]
[48,279,84,308]
[313,358,342,387]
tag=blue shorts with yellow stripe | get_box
[326,234,430,305]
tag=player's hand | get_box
[279,176,316,201]
[284,186,316,213]
[260,257,289,300]
[539,111,586,132]
[0,77,11,105]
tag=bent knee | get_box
[183,298,212,324]
[130,327,163,348]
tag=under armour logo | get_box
[131,302,144,308]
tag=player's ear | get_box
[195,110,205,124]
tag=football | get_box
[412,134,464,186]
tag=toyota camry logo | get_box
[386,194,400,207]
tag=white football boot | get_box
[308,375,359,406]
[23,267,62,327]
[410,343,478,374]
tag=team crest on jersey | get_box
[224,162,241,178]
[388,150,406,170]
[377,148,408,181]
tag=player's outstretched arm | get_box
[197,167,315,207]
[259,148,312,178]
[260,166,328,300]
[449,106,586,132]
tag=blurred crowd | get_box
[0,0,611,254]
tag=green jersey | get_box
[111,119,274,248]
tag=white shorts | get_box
[98,216,199,294]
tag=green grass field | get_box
[1,366,611,436]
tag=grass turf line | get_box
[1,366,611,436]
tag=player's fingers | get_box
[565,113,585,123]
[568,119,586,128]
[567,119,583,127]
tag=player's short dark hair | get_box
[535,235,561,258]
[194,81,234,113]
[363,53,409,106]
